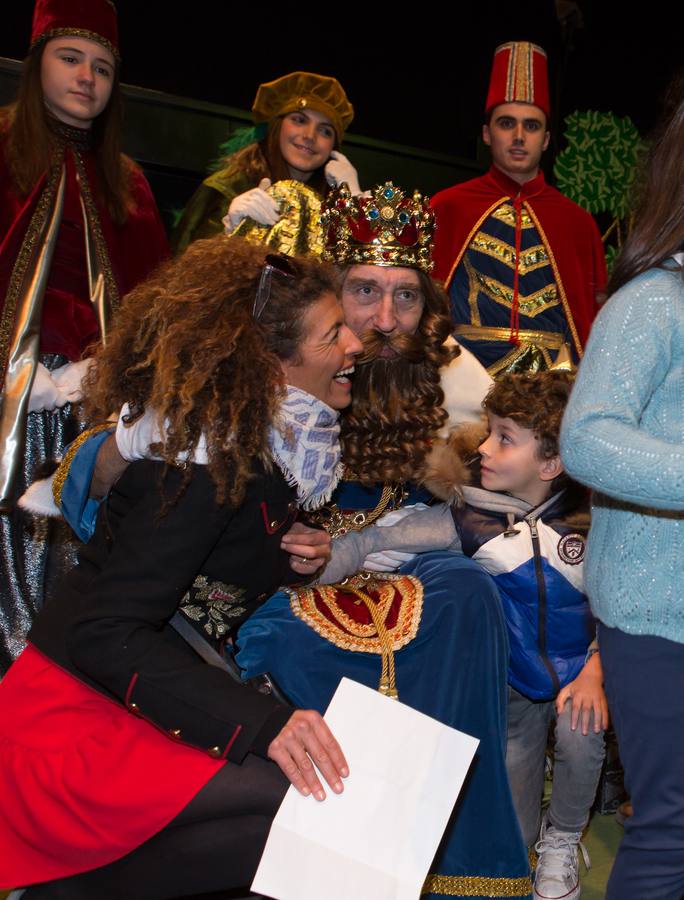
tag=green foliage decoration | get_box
[211,123,268,171]
[554,111,645,220]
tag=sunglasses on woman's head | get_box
[253,253,297,320]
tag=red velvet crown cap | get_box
[485,41,549,118]
[321,183,435,273]
[341,205,420,248]
[31,0,120,60]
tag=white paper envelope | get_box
[252,676,479,900]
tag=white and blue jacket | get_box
[452,483,594,701]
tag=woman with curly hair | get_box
[172,70,358,254]
[0,0,168,672]
[0,236,361,897]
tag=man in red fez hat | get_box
[431,41,607,376]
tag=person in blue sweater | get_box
[560,82,684,900]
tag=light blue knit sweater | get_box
[560,263,684,643]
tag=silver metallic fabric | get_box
[0,167,66,508]
[0,353,82,673]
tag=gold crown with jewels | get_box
[320,182,435,273]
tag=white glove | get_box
[115,403,163,461]
[319,503,459,585]
[375,503,429,527]
[115,403,209,464]
[51,358,95,406]
[324,151,362,195]
[361,503,429,571]
[362,549,417,573]
[28,363,60,413]
[223,178,280,231]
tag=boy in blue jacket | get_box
[324,371,607,900]
[459,372,607,900]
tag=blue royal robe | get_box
[236,480,532,898]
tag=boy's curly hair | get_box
[482,370,574,460]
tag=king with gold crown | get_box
[236,180,534,898]
[47,176,533,895]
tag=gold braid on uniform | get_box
[306,481,408,538]
[52,423,114,508]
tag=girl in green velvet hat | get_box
[173,70,359,255]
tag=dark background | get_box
[2,1,682,160]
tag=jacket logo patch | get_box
[557,533,585,565]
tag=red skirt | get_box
[0,645,224,888]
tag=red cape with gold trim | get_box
[431,165,606,351]
[0,135,169,374]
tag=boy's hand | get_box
[555,652,609,735]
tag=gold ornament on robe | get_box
[231,180,325,258]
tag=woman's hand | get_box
[281,521,331,575]
[223,178,280,231]
[268,709,349,800]
[555,652,609,734]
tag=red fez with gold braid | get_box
[31,0,120,61]
[485,41,549,118]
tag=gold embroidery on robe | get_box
[422,872,534,897]
[286,573,423,654]
[490,203,535,229]
[469,232,549,275]
[467,269,559,318]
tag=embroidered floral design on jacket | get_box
[179,575,247,639]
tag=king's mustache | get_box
[357,329,425,364]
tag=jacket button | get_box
[207,746,222,758]
[270,519,279,530]
[169,728,182,738]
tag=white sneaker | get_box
[533,818,590,900]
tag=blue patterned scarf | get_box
[116,385,342,510]
[269,386,343,510]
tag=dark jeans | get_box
[600,623,684,900]
[24,754,288,900]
